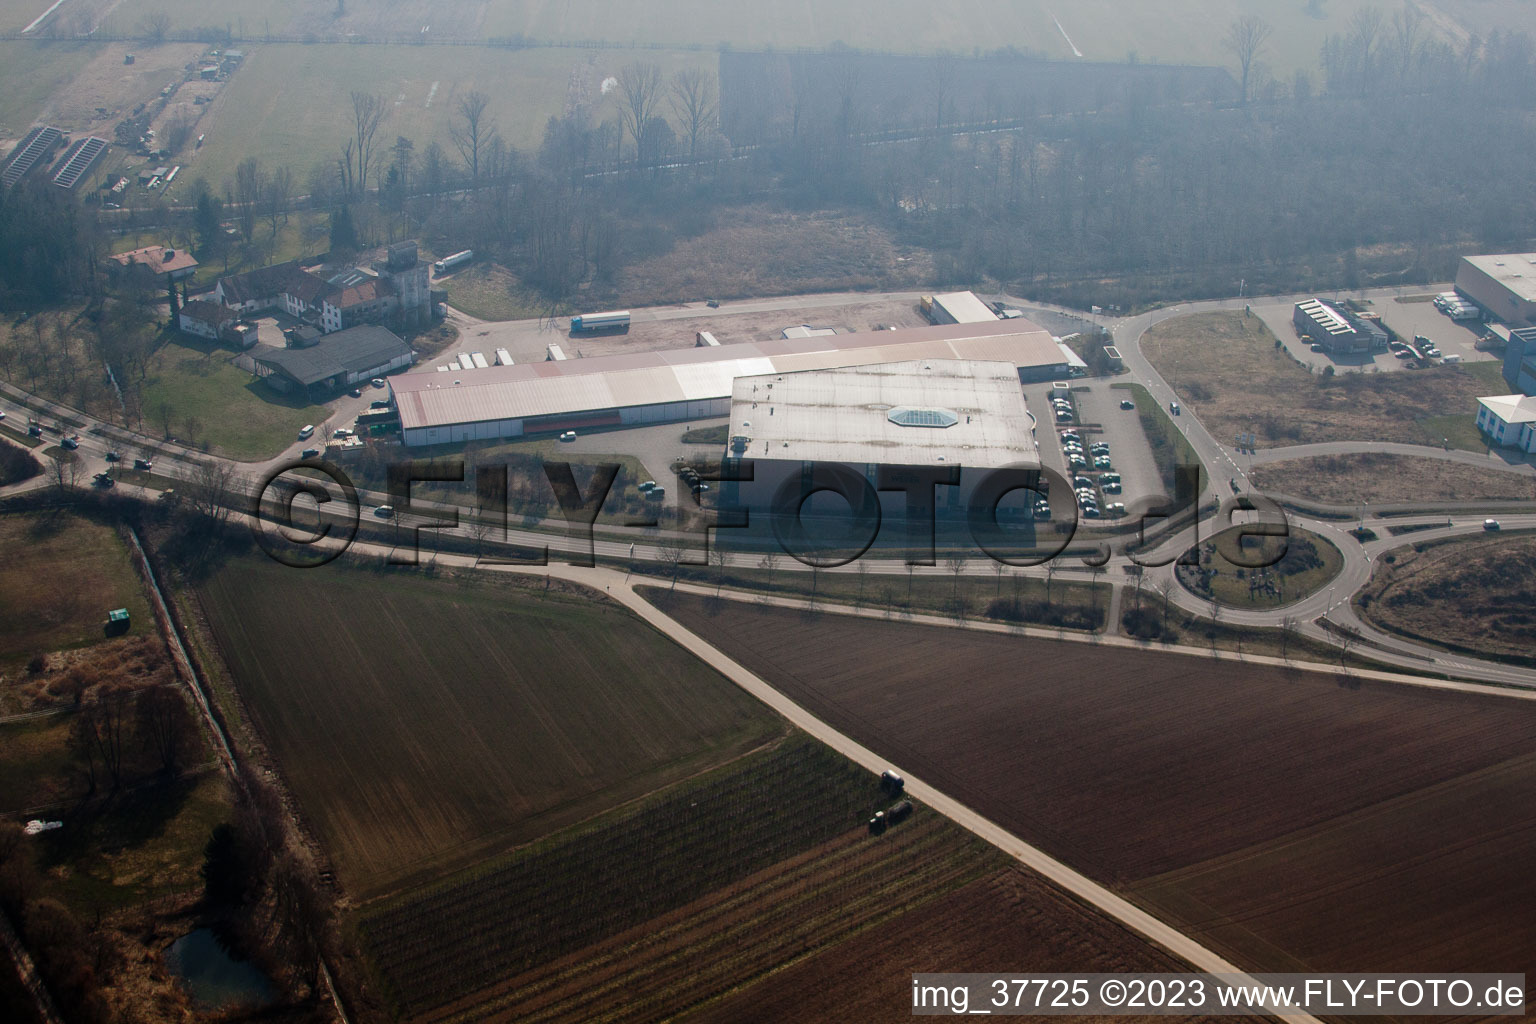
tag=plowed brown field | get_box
[653,592,1536,982]
[689,867,1225,1024]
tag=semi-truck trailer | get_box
[571,310,631,333]
[432,250,473,275]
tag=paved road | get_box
[1243,439,1536,473]
[338,543,1322,1023]
[6,283,1536,688]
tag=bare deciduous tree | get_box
[450,91,497,182]
[233,157,265,241]
[349,91,388,195]
[659,534,686,589]
[263,165,294,240]
[1224,15,1273,105]
[668,68,718,160]
[48,450,81,491]
[759,550,779,592]
[617,62,664,160]
[136,685,194,776]
[186,459,241,525]
[141,12,170,43]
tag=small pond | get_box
[164,928,274,1011]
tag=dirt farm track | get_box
[654,593,1536,991]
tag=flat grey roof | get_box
[391,317,1063,431]
[1462,254,1536,304]
[729,359,1039,469]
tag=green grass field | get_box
[439,263,545,322]
[138,335,327,459]
[195,557,786,898]
[188,43,711,189]
[71,0,1418,73]
[0,40,96,138]
[0,512,152,672]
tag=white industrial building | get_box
[718,360,1044,552]
[391,318,1067,447]
[1476,394,1536,453]
[929,291,998,325]
[1456,254,1536,326]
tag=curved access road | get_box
[1242,439,1536,473]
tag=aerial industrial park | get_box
[2,2,1536,1022]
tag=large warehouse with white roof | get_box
[391,317,1069,446]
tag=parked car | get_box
[1090,442,1110,454]
[1105,502,1127,517]
[27,423,41,437]
[1309,343,1325,352]
[1119,399,1135,410]
[1102,481,1122,494]
[559,430,577,442]
[348,387,363,398]
[1169,401,1181,415]
[92,472,114,488]
[371,378,386,388]
[0,410,5,421]
[1055,410,1075,422]
[370,399,391,409]
[1067,454,1087,469]
[706,299,720,308]
[1094,456,1113,469]
[333,427,354,438]
[300,447,321,459]
[1058,431,1081,443]
[298,424,315,440]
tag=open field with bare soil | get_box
[607,207,934,309]
[1357,532,1536,665]
[363,735,971,1021]
[692,866,1225,1024]
[1251,452,1536,506]
[194,556,785,898]
[1143,311,1502,450]
[655,592,1536,981]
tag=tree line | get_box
[5,2,1536,323]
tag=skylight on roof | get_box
[888,406,959,428]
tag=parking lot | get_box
[1375,296,1498,365]
[1024,381,1164,523]
[1252,295,1498,375]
